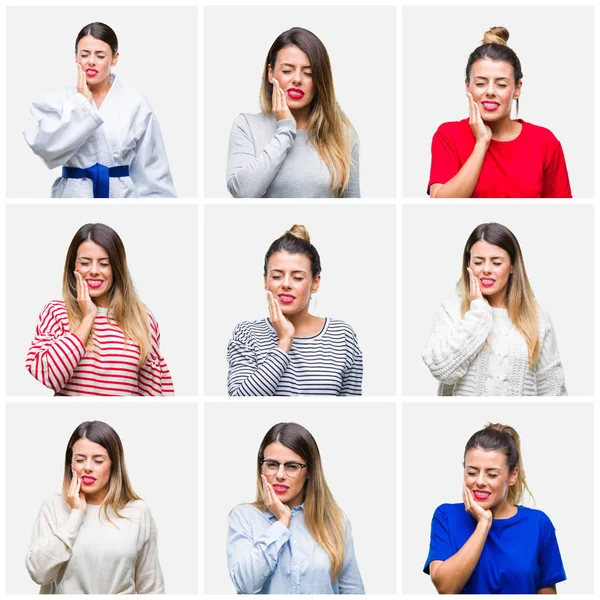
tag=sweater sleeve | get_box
[534,314,567,396]
[227,507,291,594]
[137,311,174,396]
[342,134,360,198]
[341,327,363,396]
[23,92,103,169]
[129,106,177,198]
[226,114,296,198]
[227,323,290,396]
[422,300,492,384]
[338,518,365,594]
[25,303,86,393]
[542,138,572,198]
[135,516,165,594]
[26,497,84,586]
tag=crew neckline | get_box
[266,317,329,341]
[489,119,525,144]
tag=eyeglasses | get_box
[260,459,308,478]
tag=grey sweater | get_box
[226,113,360,198]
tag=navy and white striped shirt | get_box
[227,318,362,396]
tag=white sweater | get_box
[422,299,567,396]
[26,494,164,594]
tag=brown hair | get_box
[260,27,354,196]
[62,421,141,523]
[253,423,345,580]
[62,223,152,365]
[459,222,540,367]
[464,423,534,505]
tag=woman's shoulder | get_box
[515,506,556,529]
[432,502,464,518]
[232,112,276,132]
[231,318,270,336]
[31,87,78,107]
[39,492,70,514]
[521,120,561,145]
[327,318,360,338]
[433,119,470,138]
[229,503,266,522]
[38,300,68,318]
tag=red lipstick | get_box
[272,485,289,494]
[81,476,96,485]
[278,294,295,304]
[287,88,304,100]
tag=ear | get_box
[513,79,522,100]
[311,274,321,294]
[267,64,273,80]
[263,274,268,290]
[111,52,120,67]
[464,78,470,93]
[508,467,519,487]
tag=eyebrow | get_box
[466,465,502,472]
[280,62,311,69]
[77,256,110,260]
[472,256,506,260]
[473,76,510,81]
[74,453,108,458]
[270,269,308,275]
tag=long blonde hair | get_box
[62,223,151,365]
[62,421,141,523]
[459,223,540,367]
[464,423,534,505]
[260,27,354,197]
[253,423,345,580]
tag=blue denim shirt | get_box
[227,504,365,594]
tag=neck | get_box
[286,308,315,329]
[89,76,112,99]
[290,106,311,129]
[490,499,517,519]
[94,297,109,309]
[85,488,107,505]
[486,114,519,139]
[487,292,507,309]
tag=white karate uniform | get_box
[24,73,176,198]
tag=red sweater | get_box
[26,301,174,396]
[428,119,572,198]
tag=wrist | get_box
[278,515,291,528]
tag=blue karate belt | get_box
[62,164,130,198]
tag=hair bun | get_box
[287,224,311,243]
[482,26,510,46]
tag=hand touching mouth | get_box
[287,88,304,100]
[278,294,296,304]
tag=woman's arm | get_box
[138,311,175,396]
[422,299,492,385]
[534,314,567,396]
[227,507,291,594]
[537,585,557,594]
[26,496,85,586]
[429,94,491,198]
[25,302,88,393]
[338,518,365,594]
[23,91,103,169]
[129,106,177,198]
[428,488,493,594]
[135,526,165,593]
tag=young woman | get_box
[24,22,176,198]
[424,423,566,593]
[26,421,164,594]
[422,222,566,396]
[428,26,571,198]
[26,223,174,396]
[227,422,364,594]
[227,225,362,396]
[226,27,359,198]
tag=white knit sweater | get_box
[422,298,567,396]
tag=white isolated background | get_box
[402,401,594,594]
[204,401,396,594]
[203,6,396,198]
[402,5,594,198]
[204,203,396,396]
[6,401,198,593]
[402,204,594,396]
[6,204,198,396]
[6,6,198,198]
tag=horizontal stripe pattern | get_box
[227,318,362,396]
[26,301,174,396]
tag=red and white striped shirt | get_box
[26,301,174,396]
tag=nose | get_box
[281,274,292,289]
[482,261,492,274]
[476,472,487,487]
[275,464,287,480]
[485,82,496,96]
[89,261,100,276]
[291,69,302,85]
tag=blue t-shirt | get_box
[424,503,566,594]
